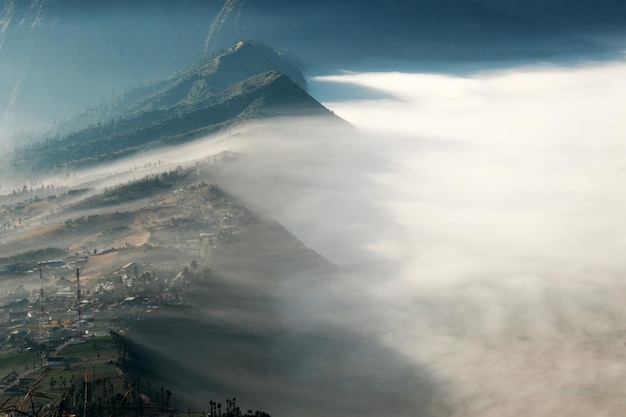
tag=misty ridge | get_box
[3,65,626,417]
[0,38,449,417]
[306,62,626,417]
[3,40,335,177]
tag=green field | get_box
[0,334,129,416]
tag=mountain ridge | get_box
[47,40,307,138]
[6,43,340,175]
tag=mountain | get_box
[63,40,307,126]
[6,42,338,175]
[2,0,625,139]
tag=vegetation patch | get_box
[0,248,67,266]
[75,169,189,209]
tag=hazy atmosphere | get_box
[1,1,626,416]
[315,62,626,415]
[195,61,626,415]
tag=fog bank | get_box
[313,62,626,416]
[207,61,626,415]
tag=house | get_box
[8,310,29,322]
[7,299,30,322]
[121,296,145,307]
[120,262,142,277]
[46,356,66,368]
[57,286,75,298]
[4,384,26,396]
[54,277,74,288]
[200,232,218,245]
[7,298,29,312]
[18,378,35,388]
[6,285,30,303]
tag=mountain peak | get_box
[207,40,306,90]
[232,40,250,50]
[7,43,341,174]
[222,70,332,118]
[45,41,308,137]
[128,40,307,113]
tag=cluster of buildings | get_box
[0,276,84,352]
[0,254,202,357]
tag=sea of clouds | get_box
[9,58,626,416]
[295,61,626,416]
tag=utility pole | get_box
[39,268,44,336]
[76,268,82,339]
[38,268,45,369]
[83,368,88,417]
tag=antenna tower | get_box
[38,268,47,369]
[38,268,44,340]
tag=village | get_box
[0,237,223,357]
[0,173,250,349]
[0,246,214,417]
[0,220,231,406]
[0,167,273,415]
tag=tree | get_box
[165,389,172,409]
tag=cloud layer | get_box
[302,62,626,415]
[21,60,626,416]
[313,62,626,288]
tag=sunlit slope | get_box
[0,162,334,279]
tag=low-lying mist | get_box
[192,61,626,415]
[120,119,452,417]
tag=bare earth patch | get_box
[112,230,150,248]
[80,251,119,281]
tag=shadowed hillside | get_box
[0,146,452,417]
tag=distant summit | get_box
[6,42,339,175]
[60,41,308,130]
[208,41,306,90]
